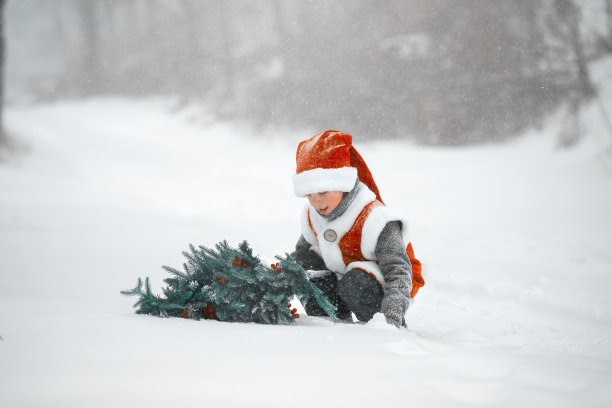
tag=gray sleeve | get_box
[291,235,327,270]
[375,221,413,299]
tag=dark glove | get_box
[381,290,409,328]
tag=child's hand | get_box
[381,291,409,328]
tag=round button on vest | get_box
[323,229,337,242]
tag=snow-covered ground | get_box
[2,66,612,406]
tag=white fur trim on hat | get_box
[293,167,358,197]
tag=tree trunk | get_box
[553,0,594,147]
[558,90,582,148]
[606,0,612,48]
[78,2,100,95]
[219,2,235,108]
[567,3,594,97]
[0,0,5,145]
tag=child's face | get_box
[307,191,344,216]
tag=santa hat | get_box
[292,130,383,203]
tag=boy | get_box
[291,130,424,328]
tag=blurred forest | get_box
[5,0,612,145]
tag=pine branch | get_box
[120,277,143,296]
[121,241,337,324]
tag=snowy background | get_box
[2,2,612,408]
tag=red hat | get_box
[293,130,383,203]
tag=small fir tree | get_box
[121,240,337,324]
